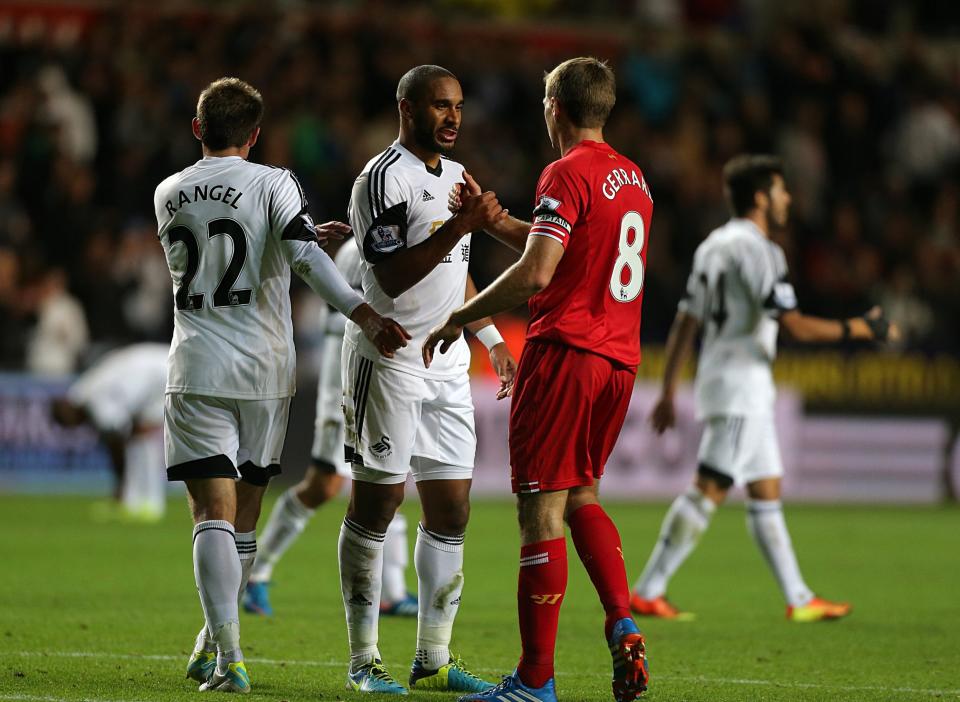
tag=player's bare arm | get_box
[650,311,701,435]
[372,188,506,298]
[464,274,517,400]
[422,235,563,367]
[450,172,531,253]
[779,305,900,344]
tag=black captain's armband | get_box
[364,202,408,264]
[281,207,318,243]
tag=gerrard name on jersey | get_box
[601,167,652,201]
[163,183,244,217]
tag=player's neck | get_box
[558,127,604,157]
[744,211,770,238]
[397,135,441,169]
[202,145,249,159]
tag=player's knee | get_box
[696,464,733,501]
[298,471,343,509]
[422,500,470,536]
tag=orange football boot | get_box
[629,593,695,621]
[787,596,852,622]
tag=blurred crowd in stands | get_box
[0,0,958,375]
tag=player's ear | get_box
[191,117,202,142]
[398,98,414,121]
[247,126,261,148]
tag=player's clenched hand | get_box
[448,183,462,215]
[456,190,507,232]
[422,319,463,368]
[489,342,517,400]
[351,303,411,358]
[315,221,350,247]
[649,395,676,435]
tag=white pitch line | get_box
[3,651,959,698]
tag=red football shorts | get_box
[509,340,635,494]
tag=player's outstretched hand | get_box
[489,342,517,400]
[864,306,901,344]
[423,319,463,368]
[351,303,411,358]
[315,221,351,247]
[649,395,676,435]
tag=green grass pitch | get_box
[1,494,958,701]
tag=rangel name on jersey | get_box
[345,142,470,379]
[154,156,319,400]
[679,218,798,419]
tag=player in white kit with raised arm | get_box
[154,77,409,694]
[630,154,898,623]
[337,65,515,695]
[244,239,417,618]
[51,342,170,522]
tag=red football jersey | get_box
[526,140,653,369]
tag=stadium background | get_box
[1,0,958,501]
[1,3,960,702]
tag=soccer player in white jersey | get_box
[244,239,417,618]
[154,77,409,694]
[51,342,169,522]
[630,154,898,623]
[338,65,515,695]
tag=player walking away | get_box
[338,65,515,695]
[425,57,652,702]
[51,342,169,522]
[155,77,409,694]
[629,154,899,623]
[244,239,417,618]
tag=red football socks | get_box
[516,537,567,688]
[568,503,632,640]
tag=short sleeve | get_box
[349,155,409,264]
[741,240,797,316]
[271,169,318,243]
[529,161,585,249]
[677,261,707,320]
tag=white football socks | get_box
[746,499,814,607]
[121,433,165,518]
[248,488,315,584]
[193,520,243,668]
[414,524,464,671]
[234,530,257,608]
[634,488,716,599]
[382,513,409,603]
[339,517,385,671]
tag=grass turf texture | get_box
[0,495,958,701]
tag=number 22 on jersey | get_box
[168,218,251,311]
[609,210,646,303]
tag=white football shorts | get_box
[310,332,351,477]
[164,393,291,486]
[342,344,475,485]
[697,413,783,486]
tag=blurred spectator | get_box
[25,267,89,376]
[0,1,957,366]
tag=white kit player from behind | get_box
[51,342,169,522]
[155,78,409,694]
[244,239,417,618]
[630,154,899,623]
[338,65,515,695]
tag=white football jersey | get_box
[154,156,320,399]
[68,343,169,433]
[679,218,798,418]
[345,141,470,379]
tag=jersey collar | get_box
[392,141,444,177]
[731,217,768,240]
